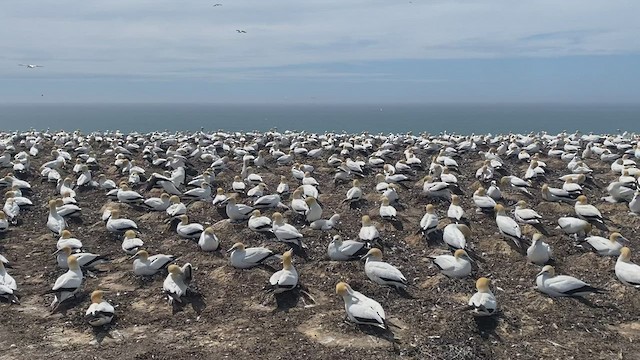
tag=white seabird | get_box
[163,263,192,304]
[85,290,114,327]
[362,248,408,290]
[336,282,387,329]
[227,242,276,269]
[615,247,640,288]
[536,265,604,297]
[48,255,83,310]
[327,235,368,261]
[198,227,220,251]
[266,249,298,294]
[130,250,175,276]
[527,232,553,265]
[430,249,472,278]
[122,230,144,254]
[467,277,497,317]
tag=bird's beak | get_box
[52,249,61,256]
[360,254,371,261]
[226,248,235,253]
[128,254,139,260]
[535,269,546,277]
[620,236,630,243]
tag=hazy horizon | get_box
[2,2,640,104]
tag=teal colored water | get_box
[0,103,638,134]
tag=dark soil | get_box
[0,133,639,360]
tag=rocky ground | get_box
[1,136,640,360]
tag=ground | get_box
[1,135,639,360]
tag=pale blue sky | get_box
[1,0,639,103]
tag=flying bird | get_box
[236,30,247,33]
[19,64,43,68]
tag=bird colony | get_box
[0,129,640,358]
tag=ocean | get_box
[1,103,638,135]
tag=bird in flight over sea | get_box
[19,64,44,68]
[213,3,222,6]
[236,30,247,33]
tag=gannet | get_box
[176,215,204,239]
[56,199,82,218]
[272,212,304,247]
[247,183,268,198]
[131,250,175,276]
[0,211,8,232]
[574,195,608,231]
[290,189,308,215]
[76,165,92,187]
[116,183,144,204]
[630,191,640,214]
[59,178,76,198]
[527,233,552,265]
[447,195,467,224]
[487,180,502,201]
[542,184,578,203]
[47,199,66,235]
[248,209,273,234]
[359,215,380,241]
[166,195,187,217]
[336,282,387,329]
[106,209,138,234]
[580,232,628,256]
[225,194,253,222]
[48,255,83,310]
[198,227,220,251]
[615,247,640,288]
[232,176,246,193]
[442,223,471,250]
[536,265,604,297]
[419,204,438,237]
[327,235,368,261]
[495,204,528,250]
[253,194,285,209]
[342,179,363,205]
[304,197,322,222]
[0,257,19,304]
[310,213,340,231]
[467,277,497,316]
[163,263,192,304]
[430,249,472,278]
[473,187,496,213]
[55,246,107,270]
[122,230,144,254]
[556,217,591,238]
[500,175,533,197]
[227,242,276,269]
[379,196,397,220]
[212,188,228,207]
[421,176,452,201]
[85,290,114,326]
[514,200,549,235]
[266,249,298,294]
[276,176,290,195]
[56,230,82,251]
[143,193,171,211]
[362,248,407,290]
[97,174,117,190]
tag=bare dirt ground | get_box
[1,135,639,360]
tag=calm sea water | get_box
[0,103,638,135]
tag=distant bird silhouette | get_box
[19,64,43,68]
[213,3,222,6]
[236,30,247,33]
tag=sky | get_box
[1,0,639,104]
